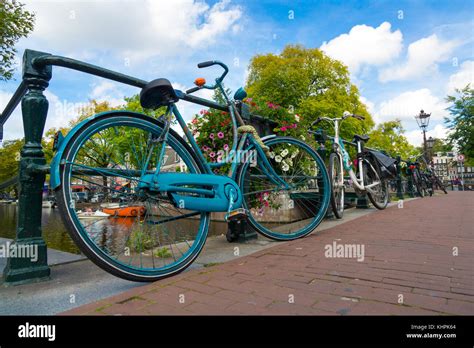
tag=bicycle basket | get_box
[369,150,397,179]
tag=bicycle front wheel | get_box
[413,170,424,197]
[237,136,330,240]
[329,152,344,219]
[55,112,210,282]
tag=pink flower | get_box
[202,145,209,152]
[217,132,224,139]
[209,133,215,139]
[223,144,229,151]
[209,152,216,158]
[292,123,297,128]
[280,126,287,132]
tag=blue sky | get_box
[1,0,473,145]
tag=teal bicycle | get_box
[50,61,331,281]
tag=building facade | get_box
[432,152,474,188]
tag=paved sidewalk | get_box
[63,192,474,315]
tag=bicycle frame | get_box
[326,118,379,192]
[137,85,291,212]
[50,71,290,214]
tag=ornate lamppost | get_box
[426,136,435,163]
[414,109,431,159]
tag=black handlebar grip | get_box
[186,86,200,94]
[197,61,214,68]
[354,114,365,120]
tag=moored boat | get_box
[77,210,111,219]
[102,205,146,217]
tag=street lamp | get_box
[426,136,435,162]
[415,109,431,159]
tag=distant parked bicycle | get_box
[407,159,429,197]
[309,111,390,219]
[50,60,331,281]
[418,156,448,194]
[406,156,447,196]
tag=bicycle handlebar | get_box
[185,86,201,94]
[198,60,229,82]
[197,61,214,68]
[186,60,229,94]
[311,112,365,127]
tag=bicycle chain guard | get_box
[136,173,243,212]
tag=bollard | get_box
[406,166,415,198]
[3,50,52,284]
[356,194,370,208]
[396,156,404,199]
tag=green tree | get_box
[245,45,374,141]
[367,120,417,159]
[430,138,452,154]
[445,85,474,165]
[0,0,35,81]
[0,139,23,195]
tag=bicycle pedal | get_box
[225,208,248,221]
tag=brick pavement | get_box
[62,192,474,315]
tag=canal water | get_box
[0,204,228,254]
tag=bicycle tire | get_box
[237,136,331,240]
[329,152,344,219]
[54,112,210,282]
[364,158,389,210]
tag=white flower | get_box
[282,163,290,172]
[300,135,306,141]
[281,149,289,157]
[275,155,282,163]
[269,151,275,159]
[295,114,300,122]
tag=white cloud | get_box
[446,60,474,94]
[0,89,80,141]
[23,0,242,61]
[369,88,452,146]
[320,22,402,74]
[379,34,458,82]
[89,81,126,107]
[359,95,375,114]
[405,124,450,147]
[376,88,448,123]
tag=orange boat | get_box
[102,205,146,217]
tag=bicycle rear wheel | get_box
[364,158,389,210]
[237,136,330,240]
[54,112,210,282]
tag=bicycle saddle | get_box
[140,78,179,109]
[353,134,370,143]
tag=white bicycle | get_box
[311,112,389,218]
